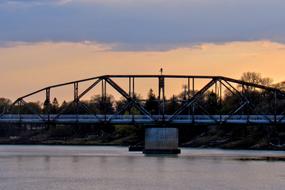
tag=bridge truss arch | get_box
[1,75,285,125]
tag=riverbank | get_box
[182,125,285,150]
[0,124,285,150]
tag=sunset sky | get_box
[1,0,285,101]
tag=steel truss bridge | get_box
[1,75,285,125]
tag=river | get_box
[0,146,284,190]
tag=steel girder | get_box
[1,75,285,125]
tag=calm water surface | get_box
[0,146,284,190]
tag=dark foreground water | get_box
[0,146,284,190]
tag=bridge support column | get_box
[143,128,180,154]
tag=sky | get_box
[1,0,285,101]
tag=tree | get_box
[58,100,71,113]
[179,85,189,101]
[239,72,274,114]
[115,93,142,115]
[21,102,42,114]
[203,91,219,114]
[51,98,59,114]
[90,94,115,114]
[240,72,273,90]
[145,89,159,114]
[166,95,180,114]
[0,98,12,113]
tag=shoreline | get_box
[0,142,284,151]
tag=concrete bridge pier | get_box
[143,127,181,154]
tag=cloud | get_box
[0,0,72,5]
[0,0,285,50]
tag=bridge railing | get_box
[0,114,284,124]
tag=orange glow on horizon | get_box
[1,40,285,102]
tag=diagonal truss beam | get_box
[222,101,248,124]
[195,103,219,123]
[220,79,274,124]
[77,78,102,101]
[78,101,102,122]
[20,99,46,122]
[219,80,249,123]
[221,79,273,123]
[222,80,246,100]
[51,101,74,122]
[107,101,132,122]
[52,79,102,122]
[168,79,217,122]
[105,77,155,121]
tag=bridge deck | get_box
[0,115,283,125]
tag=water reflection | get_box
[0,146,284,190]
[72,156,79,163]
[43,156,50,171]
